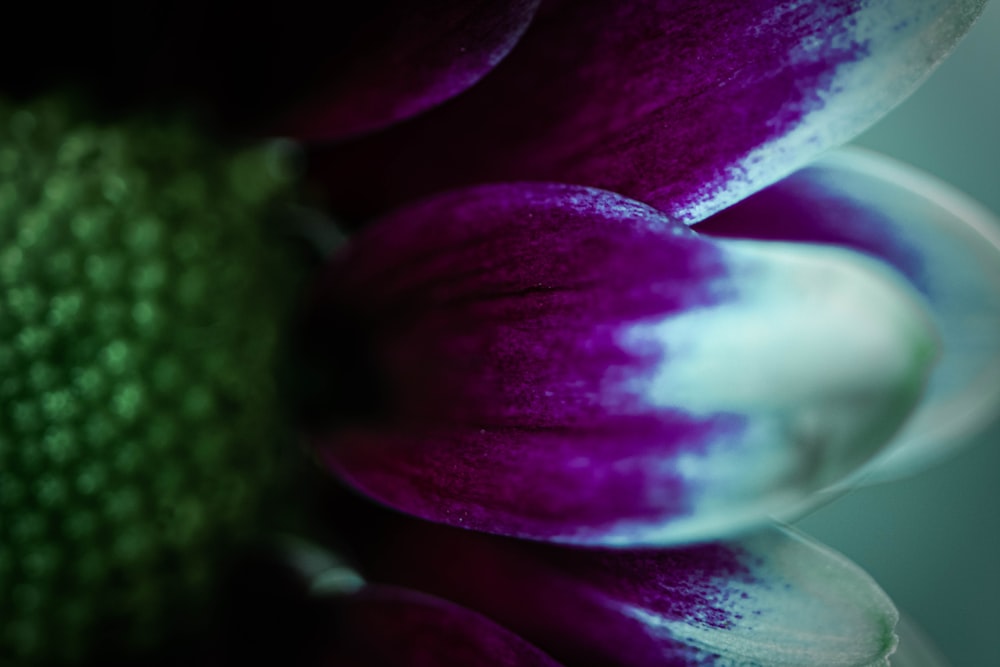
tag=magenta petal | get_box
[358,517,898,667]
[307,183,936,545]
[308,0,984,221]
[324,585,562,667]
[695,148,1000,480]
[281,0,540,141]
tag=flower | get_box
[293,0,998,547]
[2,1,998,666]
[289,0,1000,664]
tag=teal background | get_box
[797,3,1000,665]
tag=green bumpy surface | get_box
[0,97,299,664]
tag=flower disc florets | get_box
[0,97,299,664]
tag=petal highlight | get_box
[305,183,937,545]
[696,148,1000,481]
[308,0,986,222]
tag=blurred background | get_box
[798,3,1000,664]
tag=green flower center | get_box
[0,97,300,664]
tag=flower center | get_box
[0,96,300,664]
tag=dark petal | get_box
[320,585,563,667]
[306,183,936,545]
[358,515,898,667]
[696,148,1000,481]
[282,0,540,141]
[1,2,536,136]
[305,0,986,222]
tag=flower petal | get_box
[305,183,937,545]
[358,515,899,667]
[0,3,538,135]
[695,148,1000,482]
[282,0,540,141]
[307,0,985,222]
[322,585,563,667]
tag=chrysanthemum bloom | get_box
[288,1,1000,665]
[2,1,999,666]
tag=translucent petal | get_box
[696,148,1000,481]
[305,183,937,544]
[307,0,986,222]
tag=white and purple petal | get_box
[282,0,540,141]
[305,0,985,222]
[305,183,937,545]
[696,148,1000,481]
[360,517,899,667]
[322,585,563,666]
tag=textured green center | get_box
[0,97,300,664]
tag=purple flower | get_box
[281,1,1000,665]
[3,1,996,665]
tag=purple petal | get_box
[696,148,1000,481]
[3,3,538,135]
[282,0,540,141]
[307,0,985,222]
[358,515,899,667]
[321,585,563,667]
[305,183,937,545]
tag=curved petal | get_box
[0,3,538,135]
[282,0,541,141]
[304,183,937,545]
[307,0,986,222]
[695,148,1000,482]
[359,517,899,667]
[322,585,563,667]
